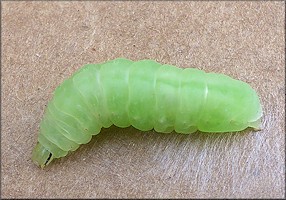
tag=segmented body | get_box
[32,58,262,167]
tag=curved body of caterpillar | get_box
[32,58,262,168]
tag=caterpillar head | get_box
[32,142,54,168]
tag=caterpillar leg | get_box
[248,118,262,131]
[32,142,54,168]
[175,125,198,134]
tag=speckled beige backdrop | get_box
[2,1,285,198]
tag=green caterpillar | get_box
[32,58,262,168]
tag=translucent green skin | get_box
[32,58,262,167]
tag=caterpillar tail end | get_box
[248,105,263,131]
[32,142,54,169]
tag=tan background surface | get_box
[1,1,285,198]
